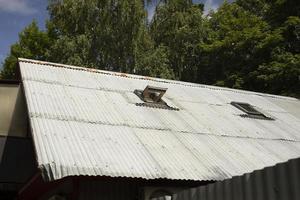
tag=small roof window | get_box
[231,101,273,120]
[141,85,167,104]
[134,85,179,110]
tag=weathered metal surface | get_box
[18,58,300,181]
[157,157,300,200]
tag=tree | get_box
[251,51,300,97]
[199,2,283,90]
[1,21,51,79]
[250,16,300,97]
[235,0,300,96]
[150,0,207,81]
[1,0,299,97]
[236,0,300,27]
[47,0,150,73]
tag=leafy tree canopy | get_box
[1,0,299,97]
[1,21,51,79]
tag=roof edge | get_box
[18,58,298,101]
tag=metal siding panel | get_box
[243,174,253,200]
[207,184,215,200]
[263,167,276,200]
[289,159,300,200]
[214,181,223,200]
[189,188,198,200]
[223,179,231,200]
[199,186,207,200]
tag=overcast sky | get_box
[0,0,224,68]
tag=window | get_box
[140,85,167,104]
[231,101,273,120]
[134,85,179,110]
[150,189,172,200]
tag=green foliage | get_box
[252,51,300,97]
[1,0,299,97]
[47,0,148,73]
[136,44,175,79]
[237,0,300,26]
[200,2,279,89]
[150,0,207,81]
[1,21,51,79]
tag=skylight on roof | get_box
[231,101,273,120]
[134,85,179,111]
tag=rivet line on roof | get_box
[18,58,297,101]
[29,113,300,143]
[23,77,132,94]
[27,77,287,111]
[27,77,272,107]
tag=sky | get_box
[0,0,223,69]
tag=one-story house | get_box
[0,58,299,200]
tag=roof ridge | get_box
[18,58,298,101]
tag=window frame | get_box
[134,85,179,111]
[230,101,273,120]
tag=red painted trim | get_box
[18,173,41,195]
[17,173,68,200]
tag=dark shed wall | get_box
[36,177,202,200]
[77,179,191,200]
[0,137,36,189]
[78,179,139,200]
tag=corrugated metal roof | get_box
[18,58,300,181]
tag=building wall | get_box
[157,157,300,200]
[0,83,36,199]
[36,177,198,200]
[0,84,28,137]
[78,180,186,200]
[78,179,139,200]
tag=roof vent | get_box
[134,86,179,111]
[231,101,273,120]
[142,85,167,104]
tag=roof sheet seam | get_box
[130,128,168,179]
[23,77,131,94]
[29,115,300,142]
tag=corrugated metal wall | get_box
[154,158,300,200]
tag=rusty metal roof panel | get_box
[18,58,300,181]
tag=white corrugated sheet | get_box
[18,58,300,181]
